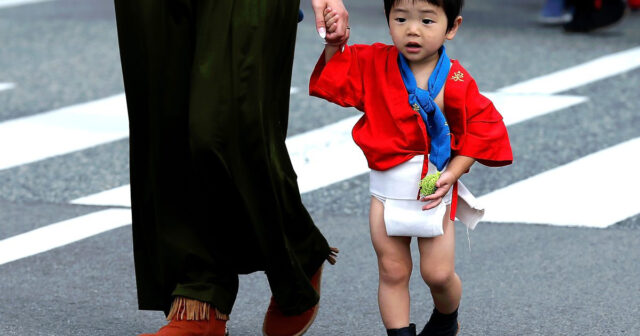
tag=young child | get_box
[310,1,513,335]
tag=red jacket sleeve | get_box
[309,44,368,111]
[445,63,513,167]
[460,86,513,167]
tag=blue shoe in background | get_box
[538,0,573,24]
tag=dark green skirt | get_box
[114,0,330,316]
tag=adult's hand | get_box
[311,0,349,46]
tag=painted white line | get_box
[7,47,640,265]
[0,88,302,171]
[0,209,131,266]
[0,0,52,9]
[287,115,365,193]
[3,47,638,174]
[479,137,640,228]
[284,90,584,193]
[485,93,587,126]
[72,115,366,206]
[0,82,15,92]
[0,94,128,171]
[71,116,367,205]
[499,46,640,94]
[72,92,586,206]
[72,185,131,207]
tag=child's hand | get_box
[324,7,338,34]
[323,7,349,46]
[311,0,349,44]
[420,171,456,211]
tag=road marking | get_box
[72,93,587,206]
[6,46,640,172]
[484,93,587,126]
[479,137,640,228]
[5,47,640,266]
[0,94,128,171]
[0,0,52,9]
[499,46,640,95]
[0,209,131,266]
[0,82,15,92]
[72,185,131,207]
[0,89,305,172]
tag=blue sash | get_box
[398,46,451,172]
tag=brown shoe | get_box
[262,266,323,336]
[140,297,229,336]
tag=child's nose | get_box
[407,23,420,36]
[406,20,421,34]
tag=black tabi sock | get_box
[418,307,458,336]
[387,323,416,336]
[430,307,458,325]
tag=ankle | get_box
[431,306,458,323]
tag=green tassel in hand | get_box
[419,171,441,197]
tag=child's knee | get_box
[379,257,412,285]
[421,268,455,290]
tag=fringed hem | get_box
[166,297,229,321]
[326,247,339,265]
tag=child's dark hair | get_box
[384,0,464,31]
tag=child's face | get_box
[388,0,460,65]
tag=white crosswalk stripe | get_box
[0,0,52,9]
[0,209,131,266]
[0,95,128,171]
[498,46,640,95]
[480,137,640,228]
[1,47,640,266]
[0,82,15,92]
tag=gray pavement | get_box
[1,0,640,335]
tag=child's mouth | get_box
[405,42,421,53]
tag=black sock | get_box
[419,308,458,336]
[430,307,458,325]
[387,323,416,336]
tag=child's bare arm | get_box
[323,7,349,63]
[420,155,475,210]
[324,45,340,64]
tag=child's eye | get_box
[422,19,434,24]
[394,17,406,23]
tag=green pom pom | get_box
[419,171,441,197]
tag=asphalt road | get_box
[0,0,639,335]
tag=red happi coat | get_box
[309,43,513,219]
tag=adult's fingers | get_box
[311,0,327,38]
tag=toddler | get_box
[311,0,513,335]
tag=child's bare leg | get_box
[417,206,461,313]
[369,196,413,329]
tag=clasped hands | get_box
[311,0,349,46]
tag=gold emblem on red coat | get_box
[451,71,464,82]
[412,103,420,112]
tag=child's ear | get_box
[445,16,463,40]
